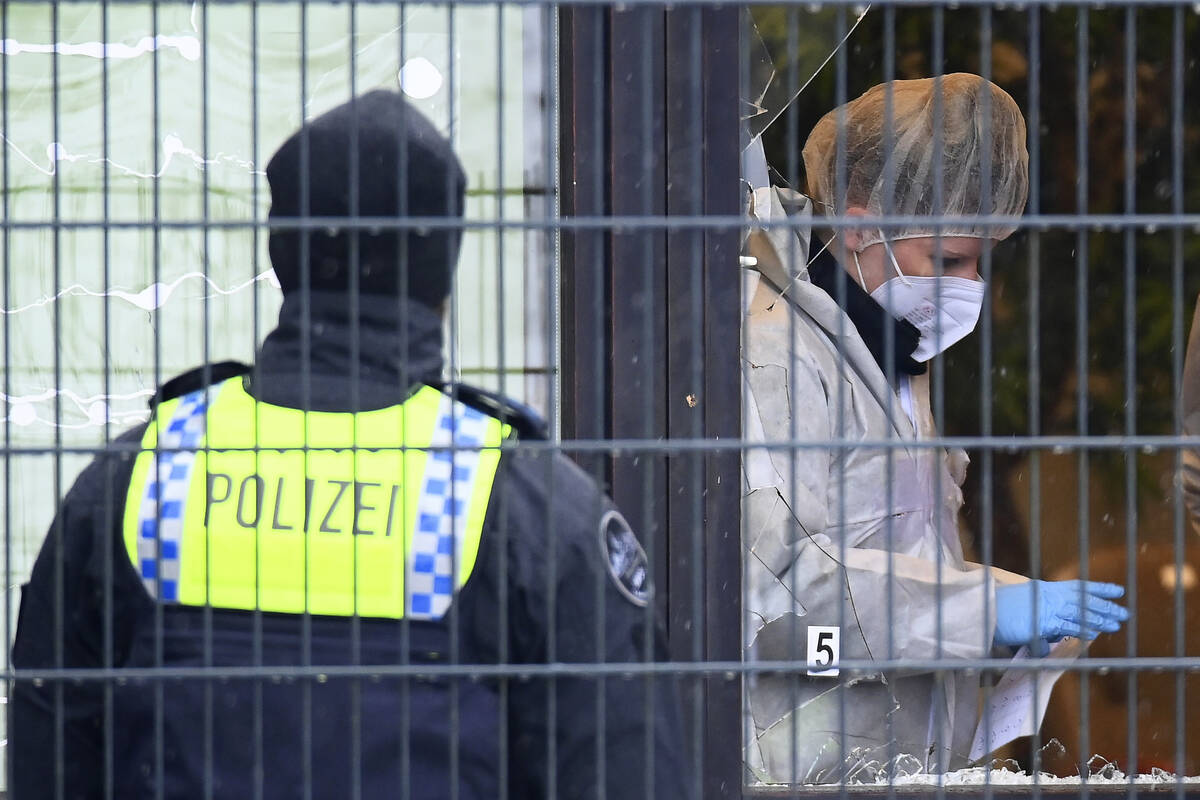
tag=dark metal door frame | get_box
[559,6,743,798]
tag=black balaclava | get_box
[265,90,466,306]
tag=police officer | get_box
[12,90,692,800]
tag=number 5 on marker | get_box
[806,626,840,677]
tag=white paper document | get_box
[968,638,1085,763]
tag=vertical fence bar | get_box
[555,8,613,800]
[395,9,414,800]
[100,1,115,798]
[784,3,805,790]
[664,4,701,793]
[1170,5,1187,797]
[444,0,465,794]
[1121,4,1139,789]
[545,10,565,794]
[149,2,166,797]
[1075,5,1093,786]
[50,4,65,799]
[682,4,708,796]
[297,5,314,800]
[345,4,366,798]
[546,5,566,776]
[557,5,608,457]
[199,4,215,798]
[1026,1,1046,783]
[700,8,741,799]
[1,0,10,793]
[882,7,898,791]
[493,6,511,800]
[611,0,666,621]
[249,2,266,798]
[977,10,997,791]
[831,4,849,790]
[606,2,686,790]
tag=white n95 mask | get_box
[854,236,986,362]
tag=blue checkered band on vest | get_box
[137,388,211,601]
[407,395,490,620]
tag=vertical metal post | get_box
[699,9,742,797]
[558,4,609,452]
[559,4,743,797]
[609,2,668,590]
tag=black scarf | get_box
[250,290,444,411]
[806,248,926,378]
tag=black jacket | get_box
[11,292,692,800]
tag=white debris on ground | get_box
[822,751,1200,787]
[870,767,1200,786]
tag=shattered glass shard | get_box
[743,5,872,145]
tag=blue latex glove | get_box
[994,580,1129,647]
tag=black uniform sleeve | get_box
[10,428,146,800]
[495,451,694,800]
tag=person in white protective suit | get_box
[741,73,1130,784]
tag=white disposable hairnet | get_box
[802,73,1029,249]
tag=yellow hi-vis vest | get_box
[123,377,509,620]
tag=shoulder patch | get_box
[598,509,652,607]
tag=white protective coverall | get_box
[1181,294,1200,537]
[742,186,1006,784]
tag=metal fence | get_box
[2,0,1199,798]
